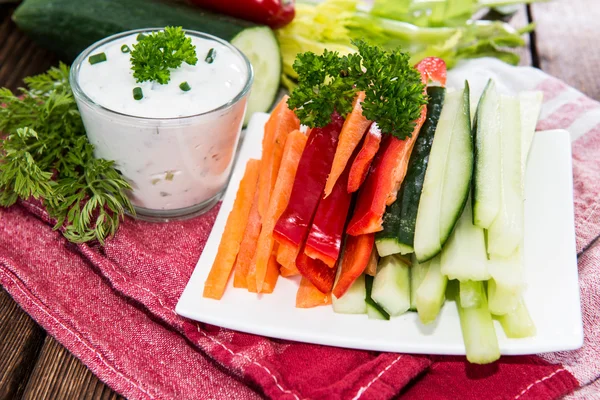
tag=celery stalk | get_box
[415,255,447,324]
[496,297,536,338]
[454,281,501,364]
[459,280,484,309]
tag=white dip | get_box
[74,31,250,215]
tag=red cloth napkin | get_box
[1,68,600,399]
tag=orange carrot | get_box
[255,130,307,292]
[258,95,300,218]
[365,246,378,277]
[296,277,332,308]
[323,92,371,197]
[347,122,382,193]
[203,159,260,299]
[248,251,280,293]
[280,266,300,277]
[233,185,262,289]
[276,241,300,269]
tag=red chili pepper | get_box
[304,139,358,267]
[347,122,382,193]
[187,0,295,29]
[296,250,337,294]
[332,233,375,298]
[346,58,447,236]
[273,113,344,249]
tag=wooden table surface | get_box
[0,1,598,399]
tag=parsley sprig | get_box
[0,64,134,244]
[288,40,426,139]
[130,26,198,84]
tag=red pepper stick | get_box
[187,0,295,29]
[296,249,337,294]
[346,58,447,236]
[304,138,359,267]
[332,233,375,298]
[347,122,382,193]
[273,113,344,249]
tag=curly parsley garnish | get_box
[287,40,426,139]
[130,26,198,84]
[0,64,134,244]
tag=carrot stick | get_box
[276,242,300,270]
[365,245,378,277]
[248,251,280,293]
[258,95,300,218]
[323,92,371,197]
[255,130,307,292]
[203,159,260,299]
[233,185,262,289]
[347,122,382,193]
[280,266,300,277]
[296,277,332,308]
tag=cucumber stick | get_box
[371,256,411,316]
[454,281,500,365]
[487,96,523,257]
[410,254,429,311]
[458,280,484,309]
[414,83,472,262]
[13,0,281,122]
[472,80,501,228]
[441,197,490,281]
[496,297,536,338]
[376,87,446,257]
[519,91,543,177]
[332,274,367,314]
[365,275,390,320]
[415,255,447,324]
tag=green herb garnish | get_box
[130,26,198,85]
[0,64,134,244]
[136,33,147,41]
[205,48,216,64]
[287,40,426,139]
[179,81,191,92]
[121,44,130,53]
[133,87,143,100]
[88,52,107,65]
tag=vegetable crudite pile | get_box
[204,41,543,364]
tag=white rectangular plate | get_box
[176,113,583,355]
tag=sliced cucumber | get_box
[472,79,502,229]
[415,255,447,324]
[365,275,390,320]
[496,297,536,338]
[332,274,367,314]
[371,255,411,316]
[441,196,490,281]
[519,91,543,176]
[410,254,429,311]
[454,281,500,364]
[231,27,281,126]
[459,280,484,309]
[414,83,472,262]
[487,95,523,257]
[487,247,524,315]
[376,199,413,257]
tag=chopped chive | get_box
[205,48,216,64]
[136,33,147,41]
[88,52,107,65]
[133,87,143,100]
[179,81,191,92]
[121,44,131,53]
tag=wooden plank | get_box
[0,6,57,91]
[22,337,125,400]
[0,288,46,400]
[531,0,600,100]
